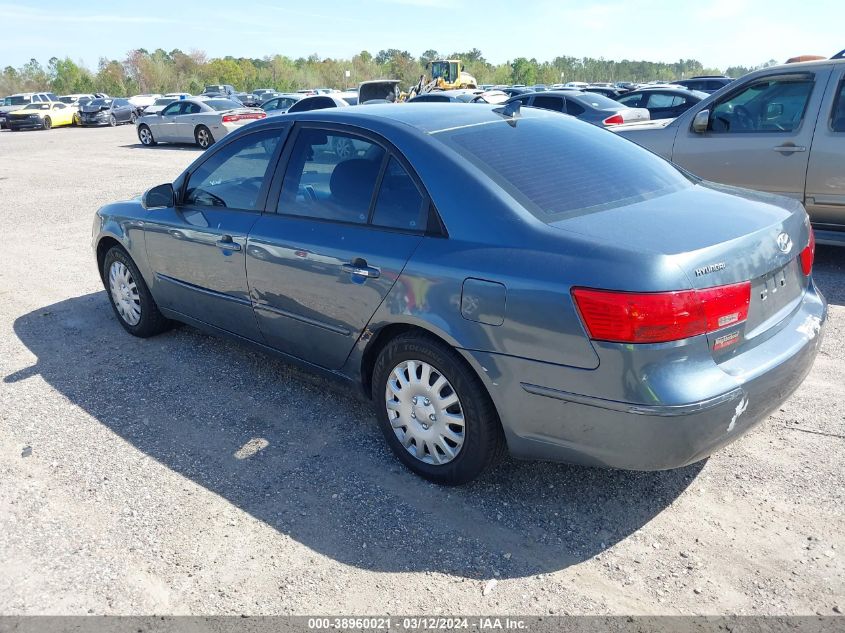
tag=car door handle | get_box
[773,144,806,153]
[342,261,380,279]
[216,235,241,251]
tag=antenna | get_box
[493,99,521,119]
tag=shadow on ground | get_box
[121,143,203,152]
[813,245,845,307]
[8,292,706,579]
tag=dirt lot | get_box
[0,125,843,616]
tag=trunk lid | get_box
[619,107,650,123]
[553,181,811,359]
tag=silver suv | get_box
[615,58,845,245]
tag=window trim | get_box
[178,125,291,214]
[829,78,845,133]
[698,71,816,135]
[265,121,445,237]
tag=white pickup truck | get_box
[614,57,845,245]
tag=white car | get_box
[129,94,163,109]
[135,97,266,149]
[164,92,192,99]
[143,97,178,116]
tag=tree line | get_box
[1,48,776,97]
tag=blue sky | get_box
[1,0,842,71]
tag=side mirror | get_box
[142,183,175,209]
[692,109,710,133]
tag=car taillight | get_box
[222,112,266,123]
[572,281,751,344]
[800,227,815,276]
[602,113,624,125]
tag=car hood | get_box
[610,117,675,132]
[81,104,110,113]
[0,104,27,114]
[8,109,43,117]
[550,181,809,289]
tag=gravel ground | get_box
[0,125,843,616]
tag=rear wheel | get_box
[72,112,80,126]
[195,125,214,149]
[130,112,137,124]
[42,116,52,130]
[102,246,170,338]
[138,124,156,146]
[371,333,506,485]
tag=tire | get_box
[371,332,506,485]
[72,113,80,126]
[109,114,117,127]
[130,112,137,124]
[42,116,52,130]
[138,124,156,146]
[102,245,170,338]
[195,125,214,149]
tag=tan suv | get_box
[615,58,845,245]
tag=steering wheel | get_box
[733,105,755,131]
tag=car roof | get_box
[248,102,559,135]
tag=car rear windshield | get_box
[89,99,112,106]
[434,114,692,221]
[6,96,30,105]
[570,93,621,110]
[205,99,242,111]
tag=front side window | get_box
[709,74,814,133]
[617,93,644,108]
[532,96,565,112]
[185,130,283,211]
[278,128,385,224]
[831,80,845,132]
[161,103,182,116]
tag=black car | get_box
[616,87,708,120]
[498,86,533,98]
[79,98,136,126]
[233,92,261,107]
[584,86,622,99]
[674,76,734,93]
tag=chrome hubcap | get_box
[108,261,141,326]
[385,360,465,465]
[139,129,151,144]
[198,130,209,146]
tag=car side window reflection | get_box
[184,130,282,211]
[277,129,385,224]
[162,103,182,116]
[710,75,814,133]
[371,157,426,232]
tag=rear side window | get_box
[435,116,691,220]
[831,80,845,132]
[278,129,385,224]
[185,130,282,210]
[371,158,426,231]
[565,100,585,116]
[647,93,682,108]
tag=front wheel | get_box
[195,125,214,149]
[372,333,506,485]
[102,246,170,338]
[42,116,52,130]
[109,114,117,127]
[137,124,156,146]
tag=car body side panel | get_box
[805,67,845,235]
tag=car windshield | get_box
[23,103,50,110]
[435,115,692,221]
[571,93,621,110]
[204,99,242,111]
[6,96,30,105]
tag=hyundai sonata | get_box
[92,104,826,485]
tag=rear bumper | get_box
[460,282,827,470]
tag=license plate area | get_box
[745,258,804,334]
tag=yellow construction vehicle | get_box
[408,59,478,98]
